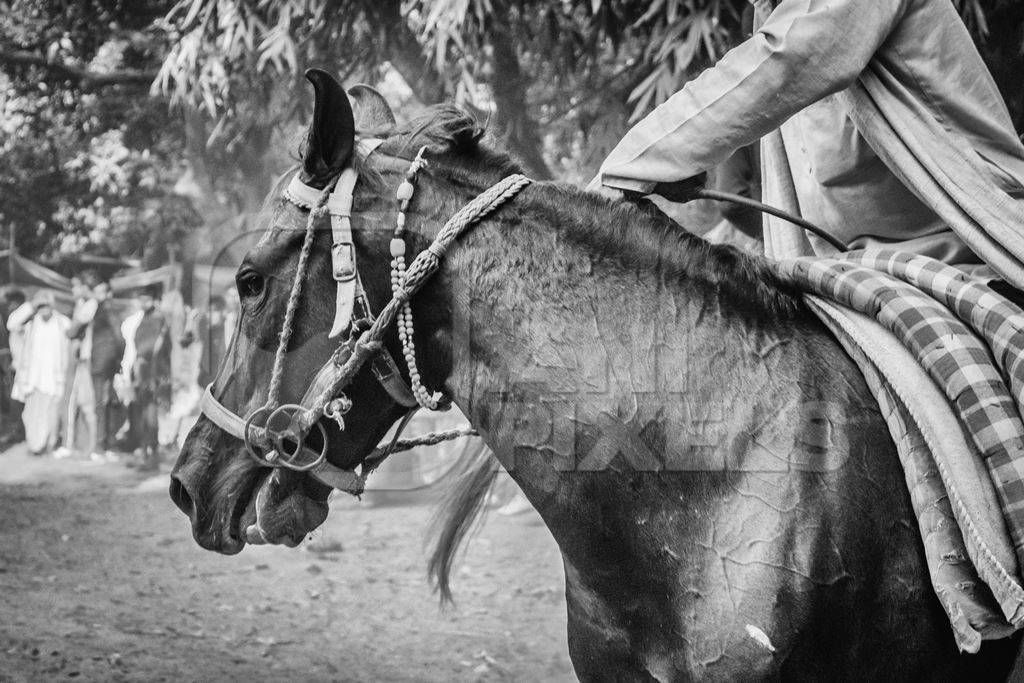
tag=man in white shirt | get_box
[55,278,96,459]
[116,284,170,471]
[7,291,71,455]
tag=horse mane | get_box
[372,105,804,323]
[525,185,806,323]
[363,105,520,170]
[362,105,808,600]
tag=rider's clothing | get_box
[593,0,1024,268]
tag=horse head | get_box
[170,68,509,553]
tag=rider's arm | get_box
[593,0,908,194]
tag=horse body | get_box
[171,72,1020,679]
[425,181,969,679]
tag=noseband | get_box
[200,140,531,496]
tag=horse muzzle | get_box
[237,468,330,548]
[170,417,331,553]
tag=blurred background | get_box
[3,0,1021,277]
[1,1,1024,679]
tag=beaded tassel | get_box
[392,148,442,411]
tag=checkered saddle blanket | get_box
[774,249,1024,651]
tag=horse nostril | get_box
[169,475,196,519]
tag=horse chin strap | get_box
[198,384,417,496]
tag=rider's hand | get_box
[587,173,707,205]
[651,173,708,204]
[584,175,626,202]
[584,174,674,225]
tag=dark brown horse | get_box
[171,71,1021,680]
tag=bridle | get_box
[199,138,531,496]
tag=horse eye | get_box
[236,271,265,300]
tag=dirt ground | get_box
[0,443,575,682]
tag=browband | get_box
[283,138,385,210]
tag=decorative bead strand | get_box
[391,148,442,411]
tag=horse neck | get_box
[413,179,833,497]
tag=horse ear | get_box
[302,68,355,184]
[347,84,396,130]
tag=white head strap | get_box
[283,137,385,338]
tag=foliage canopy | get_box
[1,0,1021,264]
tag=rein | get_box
[200,142,530,496]
[694,189,846,252]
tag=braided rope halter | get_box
[199,141,531,495]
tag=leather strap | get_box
[284,138,385,339]
[371,349,419,407]
[200,384,247,440]
[282,138,385,210]
[328,167,359,338]
[306,463,364,494]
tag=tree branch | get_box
[0,49,157,91]
[487,4,553,179]
[538,61,637,126]
[375,0,449,105]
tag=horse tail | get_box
[427,438,499,603]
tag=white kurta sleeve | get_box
[75,299,98,324]
[119,311,142,379]
[6,302,34,332]
[595,0,908,193]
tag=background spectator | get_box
[181,294,229,388]
[56,276,98,459]
[90,280,125,458]
[7,291,71,456]
[0,288,27,448]
[118,284,171,471]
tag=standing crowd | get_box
[0,273,237,472]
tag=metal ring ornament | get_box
[243,405,276,466]
[266,404,328,472]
